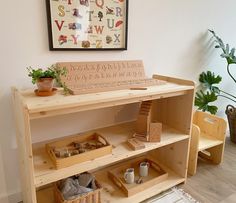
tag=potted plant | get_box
[195,30,236,142]
[27,65,69,95]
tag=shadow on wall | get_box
[177,30,215,80]
[0,91,22,202]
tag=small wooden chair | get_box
[188,111,227,175]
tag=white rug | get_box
[143,188,200,203]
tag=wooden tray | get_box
[108,158,168,197]
[46,133,112,169]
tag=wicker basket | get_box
[226,105,236,143]
[54,176,102,203]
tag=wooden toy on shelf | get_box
[188,111,227,175]
[127,138,145,151]
[134,101,162,142]
[46,133,112,169]
[57,60,167,95]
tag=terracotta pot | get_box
[225,105,236,143]
[36,78,54,92]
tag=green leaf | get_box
[195,90,218,114]
[199,71,221,93]
[209,29,236,65]
[230,48,235,56]
[27,65,70,94]
[226,44,230,54]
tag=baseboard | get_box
[9,191,22,203]
[0,191,22,203]
[0,195,9,203]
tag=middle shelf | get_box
[33,122,189,188]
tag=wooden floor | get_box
[182,137,236,203]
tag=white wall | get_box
[1,0,236,202]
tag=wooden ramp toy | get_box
[135,101,162,142]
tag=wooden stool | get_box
[188,111,227,175]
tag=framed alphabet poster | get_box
[46,0,128,51]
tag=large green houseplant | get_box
[195,30,236,142]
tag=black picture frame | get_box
[46,0,128,51]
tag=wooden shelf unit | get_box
[12,75,195,203]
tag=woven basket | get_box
[54,177,102,203]
[225,105,236,143]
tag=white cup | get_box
[124,168,135,184]
[139,162,150,177]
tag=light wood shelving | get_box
[33,122,189,187]
[37,152,187,203]
[12,75,195,203]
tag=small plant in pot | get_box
[27,65,69,96]
[195,30,236,142]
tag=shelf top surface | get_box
[15,80,194,115]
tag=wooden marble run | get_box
[135,101,162,142]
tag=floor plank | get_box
[182,137,236,203]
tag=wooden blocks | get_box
[149,122,162,142]
[136,115,150,134]
[135,101,162,142]
[135,101,152,135]
[127,138,145,150]
[46,133,112,169]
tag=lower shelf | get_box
[36,160,185,203]
[33,122,189,187]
